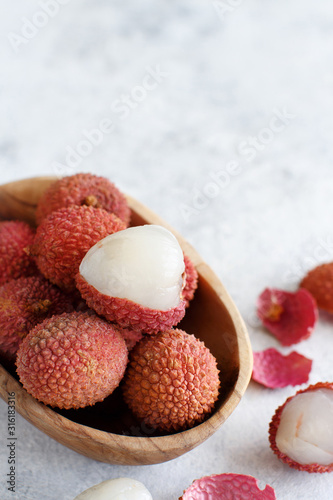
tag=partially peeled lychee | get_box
[76,225,186,333]
[269,382,333,473]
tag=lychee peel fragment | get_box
[257,288,318,345]
[16,311,128,409]
[252,348,312,389]
[183,254,198,307]
[122,328,220,432]
[180,473,276,500]
[301,263,333,313]
[76,273,186,334]
[269,382,333,473]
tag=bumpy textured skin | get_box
[252,348,312,389]
[114,326,143,351]
[0,276,75,359]
[257,288,318,346]
[180,474,276,500]
[0,220,37,286]
[36,173,131,226]
[122,329,220,432]
[269,382,333,473]
[30,206,126,290]
[76,274,186,334]
[183,254,198,308]
[301,263,333,312]
[16,311,128,409]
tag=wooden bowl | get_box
[0,176,252,465]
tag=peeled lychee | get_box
[73,478,153,500]
[0,220,37,286]
[16,311,128,409]
[30,205,126,290]
[301,263,333,313]
[36,173,131,226]
[180,473,276,500]
[269,382,333,472]
[183,254,198,307]
[76,225,186,333]
[122,328,220,432]
[0,275,75,359]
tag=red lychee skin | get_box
[122,328,220,432]
[257,288,318,346]
[114,326,143,351]
[180,473,276,500]
[183,254,198,308]
[76,273,186,334]
[0,220,37,286]
[269,382,333,473]
[36,173,131,226]
[30,206,126,290]
[0,276,75,359]
[252,348,312,389]
[301,263,333,313]
[16,311,128,409]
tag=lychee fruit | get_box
[36,173,131,226]
[269,382,333,473]
[180,473,276,500]
[300,263,333,313]
[0,220,37,286]
[183,254,198,307]
[76,225,186,334]
[0,275,75,359]
[74,478,153,500]
[257,288,317,345]
[252,348,312,389]
[122,328,220,432]
[29,205,126,290]
[16,311,128,409]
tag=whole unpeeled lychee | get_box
[36,173,131,226]
[30,206,126,290]
[301,263,333,313]
[122,328,220,432]
[76,225,186,333]
[0,220,37,286]
[0,275,75,359]
[269,382,333,473]
[16,311,128,409]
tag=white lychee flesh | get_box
[275,389,333,465]
[73,477,153,500]
[79,225,185,311]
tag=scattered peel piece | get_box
[269,382,333,473]
[252,348,312,389]
[179,473,276,500]
[301,263,333,313]
[257,288,317,346]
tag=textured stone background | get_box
[1,1,333,498]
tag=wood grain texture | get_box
[0,176,253,465]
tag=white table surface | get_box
[1,1,333,499]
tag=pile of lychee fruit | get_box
[0,173,220,433]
